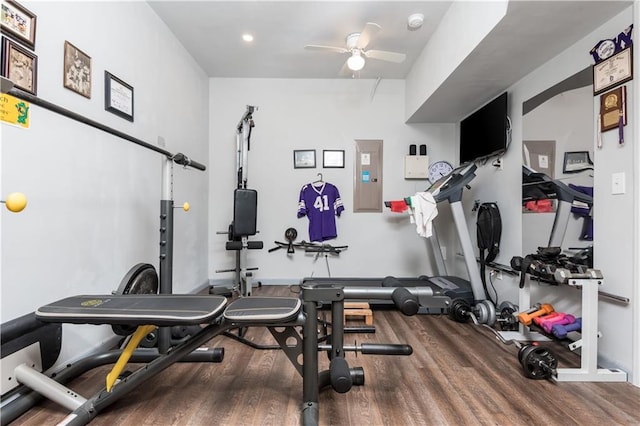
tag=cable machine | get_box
[213,106,263,297]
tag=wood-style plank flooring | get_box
[10,285,640,425]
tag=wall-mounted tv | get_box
[459,92,509,165]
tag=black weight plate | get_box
[449,298,471,323]
[285,227,297,242]
[112,263,158,336]
[520,345,558,380]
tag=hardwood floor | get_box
[9,285,640,425]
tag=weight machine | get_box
[213,105,263,297]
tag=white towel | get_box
[410,192,438,238]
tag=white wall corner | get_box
[404,0,509,122]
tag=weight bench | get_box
[16,284,423,426]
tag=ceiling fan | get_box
[305,22,406,73]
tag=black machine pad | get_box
[224,297,301,323]
[36,295,227,326]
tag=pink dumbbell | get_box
[541,313,576,334]
[533,312,560,326]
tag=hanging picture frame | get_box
[63,41,91,98]
[0,0,37,49]
[293,150,316,169]
[104,71,134,121]
[1,36,37,95]
[323,150,345,168]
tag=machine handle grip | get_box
[360,343,413,356]
[391,287,420,316]
[172,153,206,171]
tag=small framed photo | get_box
[63,41,91,98]
[1,1,37,49]
[293,150,316,169]
[323,150,345,168]
[1,36,37,95]
[104,71,134,121]
[563,151,593,174]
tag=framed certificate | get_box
[104,71,134,121]
[593,47,633,95]
[323,150,345,168]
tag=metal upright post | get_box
[158,156,174,353]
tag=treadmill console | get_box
[427,163,477,203]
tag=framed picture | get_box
[293,150,316,169]
[593,47,633,95]
[1,36,36,95]
[1,0,36,49]
[63,41,91,98]
[563,151,593,174]
[104,71,134,121]
[323,150,345,168]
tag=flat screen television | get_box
[459,92,509,165]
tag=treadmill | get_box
[302,162,486,313]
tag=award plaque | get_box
[600,86,626,132]
[593,47,633,95]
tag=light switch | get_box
[612,172,626,195]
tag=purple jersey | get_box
[297,182,344,242]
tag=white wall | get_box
[1,1,210,367]
[208,78,456,283]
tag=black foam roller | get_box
[392,287,420,316]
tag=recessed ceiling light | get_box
[242,34,254,42]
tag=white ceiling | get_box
[148,1,632,121]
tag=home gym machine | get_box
[303,162,485,312]
[213,105,263,297]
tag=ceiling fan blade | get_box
[363,49,406,63]
[356,22,381,50]
[305,45,348,54]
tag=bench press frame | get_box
[7,284,425,426]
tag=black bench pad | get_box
[36,295,227,326]
[224,297,301,323]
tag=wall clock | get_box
[428,160,453,183]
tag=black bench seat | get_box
[224,297,301,323]
[35,294,227,326]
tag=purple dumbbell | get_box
[552,317,582,339]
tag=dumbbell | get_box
[552,318,582,339]
[517,303,554,326]
[540,313,576,334]
[533,311,560,326]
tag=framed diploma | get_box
[593,47,633,95]
[104,71,134,121]
[599,86,626,132]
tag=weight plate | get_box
[482,300,497,326]
[519,345,558,380]
[285,227,298,242]
[112,263,159,336]
[114,263,159,296]
[449,298,471,323]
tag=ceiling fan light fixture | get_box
[347,51,365,71]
